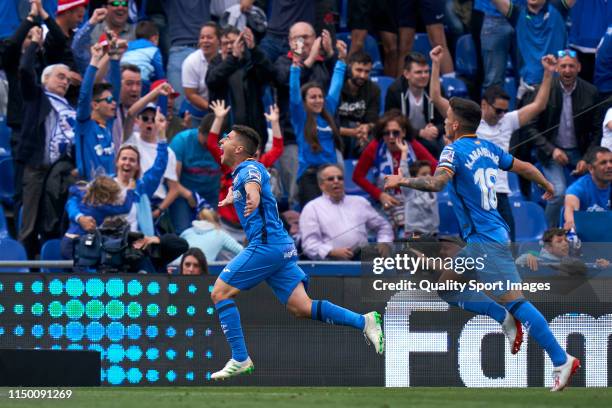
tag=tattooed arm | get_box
[384,167,453,193]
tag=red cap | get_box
[151,79,180,98]
[57,0,89,14]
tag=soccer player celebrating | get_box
[210,125,384,380]
[384,97,580,392]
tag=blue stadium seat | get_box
[507,171,525,201]
[344,159,370,196]
[438,199,461,236]
[0,205,8,239]
[574,212,612,243]
[40,239,64,273]
[0,156,15,205]
[504,76,517,111]
[336,32,384,76]
[440,77,468,98]
[512,201,548,242]
[455,34,477,78]
[371,76,395,113]
[0,238,28,272]
[0,115,11,156]
[412,33,432,62]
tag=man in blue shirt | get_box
[563,147,612,231]
[209,125,384,380]
[384,97,579,392]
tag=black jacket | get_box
[206,46,275,145]
[522,77,601,162]
[17,43,54,167]
[385,75,445,156]
[273,52,336,144]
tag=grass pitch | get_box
[1,387,611,408]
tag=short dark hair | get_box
[232,125,260,157]
[482,85,510,105]
[348,50,373,66]
[198,113,216,136]
[403,52,428,71]
[201,21,221,40]
[93,83,113,99]
[409,160,432,176]
[584,146,611,165]
[449,97,482,134]
[221,26,240,38]
[135,20,159,39]
[543,228,567,243]
[121,64,141,75]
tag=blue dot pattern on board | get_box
[168,283,178,294]
[67,344,83,351]
[0,305,4,314]
[208,285,214,293]
[205,328,212,337]
[0,282,3,292]
[186,306,196,316]
[186,350,194,359]
[127,280,143,296]
[106,322,125,342]
[14,325,24,336]
[0,327,4,335]
[206,350,213,359]
[206,372,212,381]
[146,370,159,382]
[147,282,160,295]
[51,345,61,350]
[207,307,214,315]
[126,324,141,340]
[48,301,63,318]
[31,303,43,316]
[86,322,105,342]
[188,284,197,294]
[14,282,24,293]
[31,325,44,338]
[145,325,158,339]
[89,344,105,359]
[66,322,84,342]
[65,278,84,297]
[127,368,142,384]
[106,279,125,297]
[185,328,194,337]
[107,344,125,363]
[86,278,104,297]
[146,348,159,361]
[126,346,142,361]
[166,326,176,338]
[167,305,177,316]
[13,304,23,315]
[49,323,63,339]
[186,372,194,381]
[107,365,125,385]
[65,299,85,319]
[147,303,160,317]
[48,279,62,295]
[166,349,176,360]
[31,281,43,294]
[166,370,176,382]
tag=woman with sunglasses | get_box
[290,39,348,207]
[353,110,438,236]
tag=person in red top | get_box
[352,109,437,235]
[206,100,284,238]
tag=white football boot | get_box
[501,311,523,354]
[551,354,581,392]
[211,357,254,380]
[363,311,384,354]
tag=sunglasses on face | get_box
[557,49,577,59]
[324,175,344,182]
[492,106,508,115]
[108,1,128,7]
[140,115,155,123]
[95,95,115,104]
[382,130,401,138]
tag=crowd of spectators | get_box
[0,0,610,273]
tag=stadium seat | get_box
[412,33,432,62]
[504,76,517,111]
[507,171,525,201]
[344,159,369,196]
[0,205,8,239]
[0,156,15,205]
[438,199,461,236]
[371,76,395,113]
[0,238,28,272]
[574,212,612,242]
[336,32,384,76]
[455,34,477,78]
[440,77,468,98]
[40,239,64,273]
[512,201,548,242]
[0,115,11,156]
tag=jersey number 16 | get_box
[474,168,498,210]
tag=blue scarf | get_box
[372,141,416,187]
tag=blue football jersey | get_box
[437,136,515,243]
[231,160,293,245]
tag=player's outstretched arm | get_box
[244,182,261,217]
[510,158,555,200]
[219,187,235,207]
[384,167,452,192]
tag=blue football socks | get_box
[438,289,507,324]
[506,299,567,366]
[215,299,248,362]
[311,300,365,330]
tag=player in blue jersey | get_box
[209,124,384,380]
[384,97,580,392]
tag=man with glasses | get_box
[521,49,601,227]
[90,1,135,45]
[300,164,393,261]
[429,46,557,240]
[75,42,123,179]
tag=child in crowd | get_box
[121,20,165,93]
